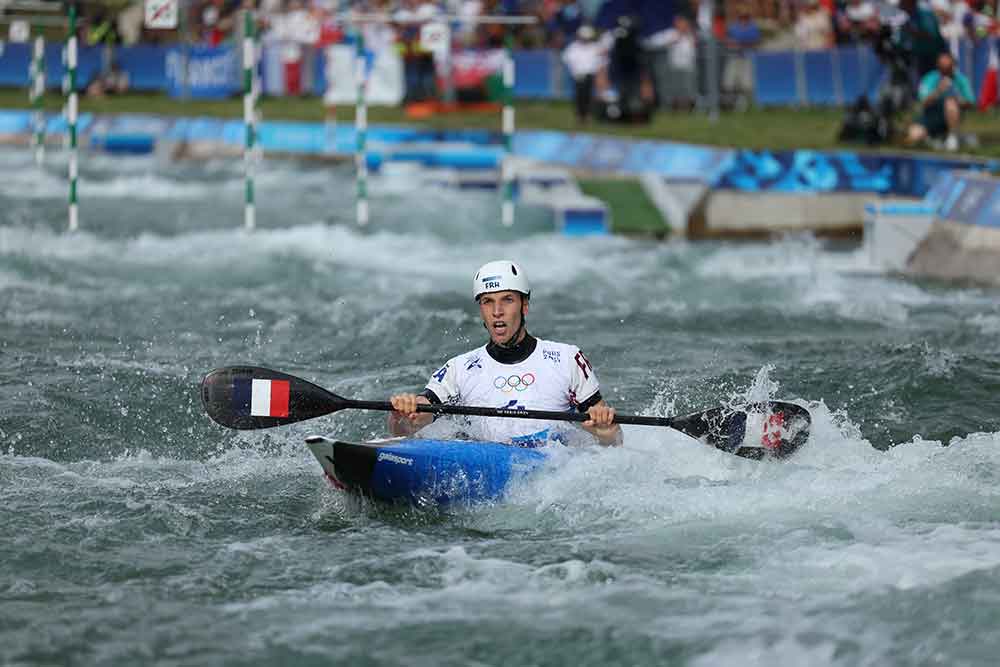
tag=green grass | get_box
[5,88,998,157]
[579,177,668,236]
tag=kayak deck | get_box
[305,436,548,505]
[305,403,812,505]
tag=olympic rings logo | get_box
[494,373,535,392]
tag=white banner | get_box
[144,0,178,30]
[323,44,404,106]
[8,20,29,43]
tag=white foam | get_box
[967,312,1000,334]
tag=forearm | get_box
[388,393,434,436]
[387,412,433,436]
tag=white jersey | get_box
[562,40,608,81]
[423,338,602,446]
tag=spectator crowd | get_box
[58,0,1000,149]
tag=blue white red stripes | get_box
[234,378,290,417]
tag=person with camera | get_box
[906,52,975,152]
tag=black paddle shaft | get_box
[353,398,729,427]
[201,366,811,459]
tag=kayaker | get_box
[389,260,623,447]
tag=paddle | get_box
[201,366,811,460]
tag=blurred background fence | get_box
[0,38,996,106]
[1,0,997,114]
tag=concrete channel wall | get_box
[907,172,1000,286]
[1,108,995,239]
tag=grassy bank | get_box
[5,88,998,156]
[578,178,669,237]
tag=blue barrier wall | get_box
[0,42,103,89]
[936,173,1000,227]
[515,130,734,181]
[752,40,998,107]
[117,45,168,91]
[1,106,994,199]
[164,46,241,99]
[712,149,994,196]
[515,49,565,100]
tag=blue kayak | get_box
[304,403,813,506]
[305,436,549,505]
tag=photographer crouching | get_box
[905,52,975,152]
[599,14,655,124]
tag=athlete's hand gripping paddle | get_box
[201,366,811,460]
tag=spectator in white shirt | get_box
[796,0,834,50]
[562,25,607,123]
[933,0,971,55]
[645,15,697,110]
[456,0,483,46]
[837,0,877,42]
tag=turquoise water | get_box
[2,148,999,665]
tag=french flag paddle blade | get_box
[201,366,345,430]
[668,402,811,460]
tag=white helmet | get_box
[472,260,530,300]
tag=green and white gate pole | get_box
[30,33,45,166]
[354,31,368,226]
[500,33,515,227]
[67,3,79,232]
[243,5,258,231]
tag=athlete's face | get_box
[478,290,528,346]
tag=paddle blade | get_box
[201,366,345,430]
[669,402,811,460]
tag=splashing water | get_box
[1,148,999,665]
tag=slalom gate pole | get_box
[243,5,258,231]
[67,3,78,232]
[30,32,45,166]
[500,31,515,227]
[354,30,368,226]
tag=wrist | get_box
[593,424,623,447]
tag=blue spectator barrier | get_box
[752,50,800,106]
[0,43,30,87]
[0,42,102,89]
[116,45,168,91]
[969,39,994,96]
[834,45,883,103]
[6,44,239,99]
[803,50,839,106]
[166,46,240,99]
[513,50,559,99]
[0,40,996,108]
[752,41,996,108]
[47,43,102,90]
[310,46,324,98]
